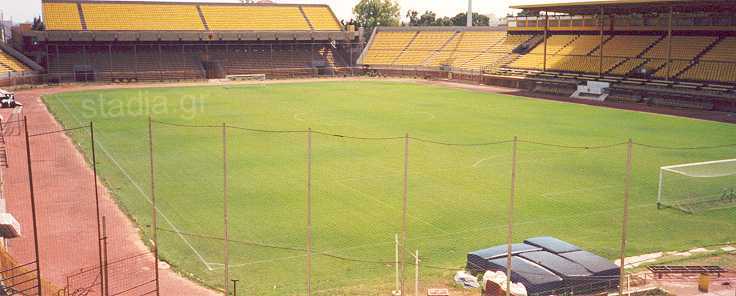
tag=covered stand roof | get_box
[510,0,736,15]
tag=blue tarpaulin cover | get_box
[486,256,565,293]
[467,237,619,295]
[559,250,620,277]
[524,237,582,254]
[466,243,542,273]
[518,251,592,277]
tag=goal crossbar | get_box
[661,159,736,171]
[657,159,736,213]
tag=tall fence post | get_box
[306,128,313,296]
[90,122,105,296]
[148,117,161,296]
[223,123,230,295]
[102,216,110,296]
[619,139,633,296]
[23,116,42,296]
[506,136,518,296]
[400,133,409,296]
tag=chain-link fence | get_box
[1,117,158,296]
[141,118,736,295]
[3,112,735,296]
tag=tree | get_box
[353,0,400,33]
[406,10,419,26]
[418,11,438,26]
[433,16,454,26]
[32,17,45,31]
[450,12,490,27]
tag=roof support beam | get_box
[599,6,604,77]
[543,12,549,72]
[666,5,673,81]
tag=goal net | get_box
[658,159,736,213]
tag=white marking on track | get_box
[55,97,214,270]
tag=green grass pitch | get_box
[43,81,736,295]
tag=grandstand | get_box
[359,0,736,112]
[358,27,533,72]
[23,0,359,83]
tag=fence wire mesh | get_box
[3,107,735,296]
[0,118,158,296]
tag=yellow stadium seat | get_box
[43,2,83,30]
[82,3,204,31]
[301,6,341,31]
[201,5,310,31]
[0,50,30,72]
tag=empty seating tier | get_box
[0,50,30,73]
[82,3,204,31]
[642,36,716,78]
[42,1,343,32]
[301,6,341,31]
[362,29,530,71]
[201,5,310,31]
[43,2,83,30]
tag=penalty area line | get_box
[55,97,214,271]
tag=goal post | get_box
[657,159,736,213]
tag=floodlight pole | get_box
[506,136,518,296]
[619,139,633,296]
[467,0,473,27]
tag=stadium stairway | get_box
[76,2,88,30]
[421,31,461,66]
[299,6,315,31]
[196,5,210,31]
[673,36,724,80]
[514,34,544,54]
[391,32,420,65]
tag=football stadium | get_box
[0,0,734,295]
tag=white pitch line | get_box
[542,184,619,198]
[472,154,505,168]
[54,96,213,270]
[335,180,451,234]
[293,112,307,122]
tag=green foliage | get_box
[353,0,400,34]
[404,10,490,27]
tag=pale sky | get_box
[0,0,574,24]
